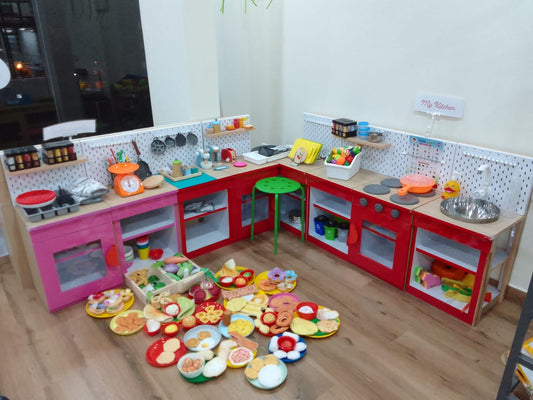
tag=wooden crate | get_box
[125,262,205,305]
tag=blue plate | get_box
[218,313,255,338]
[269,333,307,363]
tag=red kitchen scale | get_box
[108,162,144,197]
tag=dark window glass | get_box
[0,0,152,150]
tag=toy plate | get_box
[218,314,255,338]
[254,271,296,295]
[146,338,186,367]
[183,324,222,351]
[245,356,287,390]
[109,309,145,335]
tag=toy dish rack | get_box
[125,261,205,305]
[324,153,362,180]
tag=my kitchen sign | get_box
[413,93,465,118]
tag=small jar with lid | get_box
[4,149,17,172]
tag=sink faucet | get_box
[472,164,491,200]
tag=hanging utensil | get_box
[132,140,152,180]
[175,133,186,147]
[165,136,176,148]
[151,138,166,155]
[187,132,198,146]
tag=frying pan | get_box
[187,132,198,146]
[165,136,176,148]
[132,140,152,180]
[398,174,435,196]
[175,133,186,147]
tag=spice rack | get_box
[205,127,255,138]
[5,157,88,176]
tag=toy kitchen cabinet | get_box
[406,200,525,325]
[110,191,180,272]
[350,189,414,290]
[306,175,354,261]
[17,206,122,312]
[177,179,232,258]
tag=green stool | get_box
[251,176,305,254]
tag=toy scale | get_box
[108,162,144,197]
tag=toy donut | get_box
[258,279,277,292]
[269,323,289,335]
[267,268,286,283]
[276,310,293,327]
[431,260,466,281]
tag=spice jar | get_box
[4,149,16,172]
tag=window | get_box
[0,0,152,150]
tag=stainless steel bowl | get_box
[440,197,500,224]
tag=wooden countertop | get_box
[16,156,525,237]
[413,197,524,239]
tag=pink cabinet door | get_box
[31,223,122,312]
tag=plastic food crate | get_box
[324,153,362,180]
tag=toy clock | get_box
[108,162,144,197]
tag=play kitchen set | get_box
[1,112,532,325]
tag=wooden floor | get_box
[0,231,527,400]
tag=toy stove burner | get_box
[380,178,402,188]
[363,184,390,195]
[414,189,437,198]
[390,193,419,205]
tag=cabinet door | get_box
[32,224,121,312]
[306,177,353,260]
[178,180,232,257]
[405,214,493,325]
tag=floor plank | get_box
[0,231,527,400]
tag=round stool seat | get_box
[254,176,302,194]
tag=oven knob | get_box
[391,209,400,219]
[374,203,383,213]
[359,198,368,207]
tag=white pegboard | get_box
[303,112,533,216]
[80,123,204,186]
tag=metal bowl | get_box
[440,197,500,224]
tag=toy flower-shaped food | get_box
[284,270,297,283]
[267,268,285,283]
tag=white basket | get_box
[324,153,362,180]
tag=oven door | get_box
[349,193,413,289]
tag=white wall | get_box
[142,0,533,291]
[139,0,220,124]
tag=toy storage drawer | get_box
[29,211,113,243]
[111,193,177,220]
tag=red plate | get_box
[16,190,56,208]
[146,338,186,367]
[194,301,225,325]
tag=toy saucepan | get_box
[398,174,436,196]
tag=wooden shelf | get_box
[205,127,255,138]
[343,136,392,149]
[6,156,88,176]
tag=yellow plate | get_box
[85,289,134,319]
[254,271,296,295]
[109,309,145,335]
[227,348,257,368]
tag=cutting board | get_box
[288,138,323,164]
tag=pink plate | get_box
[233,161,247,167]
